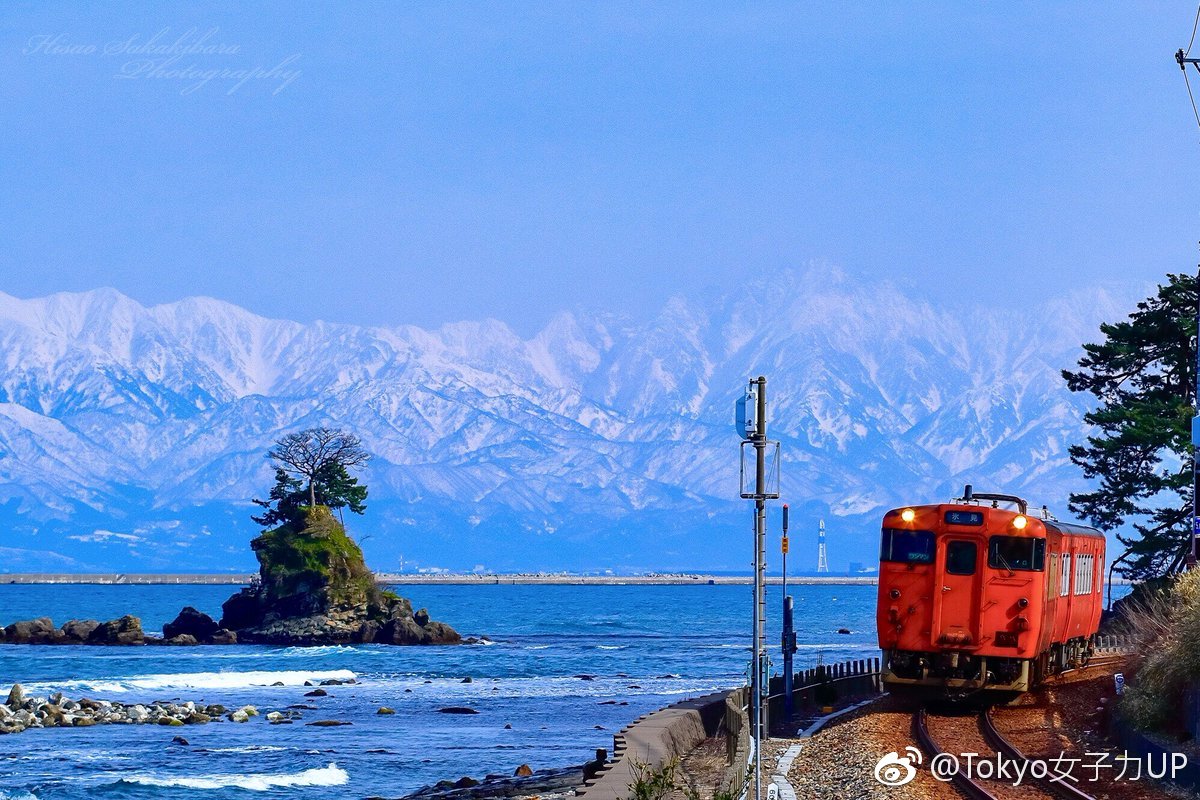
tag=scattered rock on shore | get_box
[0,685,232,735]
[397,763,589,800]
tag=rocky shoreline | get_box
[0,682,278,735]
[1,612,238,646]
[390,752,608,800]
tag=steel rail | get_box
[980,710,1098,800]
[913,709,1001,800]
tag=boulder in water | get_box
[87,616,144,645]
[60,620,100,642]
[5,618,61,645]
[163,607,220,642]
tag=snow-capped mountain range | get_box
[0,268,1131,572]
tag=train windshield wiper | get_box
[995,549,1016,577]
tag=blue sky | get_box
[0,3,1197,335]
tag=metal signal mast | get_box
[816,518,829,573]
[736,376,780,800]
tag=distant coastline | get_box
[0,573,1135,586]
[0,572,883,586]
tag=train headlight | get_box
[889,588,901,599]
[1018,597,1029,608]
[1012,515,1028,530]
[901,508,915,523]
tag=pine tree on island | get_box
[257,428,371,518]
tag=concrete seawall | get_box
[579,690,741,800]
[581,658,883,800]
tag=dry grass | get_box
[1114,570,1200,732]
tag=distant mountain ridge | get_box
[0,269,1132,572]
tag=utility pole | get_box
[1192,269,1200,568]
[1175,48,1200,567]
[736,376,780,800]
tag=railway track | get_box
[914,708,1099,800]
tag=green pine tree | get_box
[252,453,369,530]
[1062,272,1198,580]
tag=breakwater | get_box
[1,573,882,585]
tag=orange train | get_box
[876,486,1105,695]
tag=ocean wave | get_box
[24,669,356,694]
[202,745,288,754]
[0,791,39,800]
[525,645,551,650]
[595,645,626,650]
[272,645,365,657]
[794,643,873,650]
[119,763,348,790]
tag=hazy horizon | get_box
[2,4,1197,336]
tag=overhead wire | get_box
[1187,2,1200,57]
[1183,65,1200,132]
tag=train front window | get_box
[946,541,977,575]
[988,536,1045,572]
[880,528,935,564]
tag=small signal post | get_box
[781,504,797,718]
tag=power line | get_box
[1183,65,1200,132]
[1187,2,1200,57]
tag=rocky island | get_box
[218,505,459,645]
[2,506,459,647]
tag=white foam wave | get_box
[204,745,288,754]
[0,791,39,800]
[121,763,348,790]
[274,645,363,657]
[525,645,551,650]
[25,669,356,694]
[596,645,626,650]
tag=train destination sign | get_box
[944,510,984,526]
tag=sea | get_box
[0,582,955,798]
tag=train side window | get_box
[880,528,935,564]
[988,536,1045,572]
[1074,553,1094,595]
[945,541,977,575]
[1060,554,1071,596]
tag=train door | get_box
[934,538,980,646]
